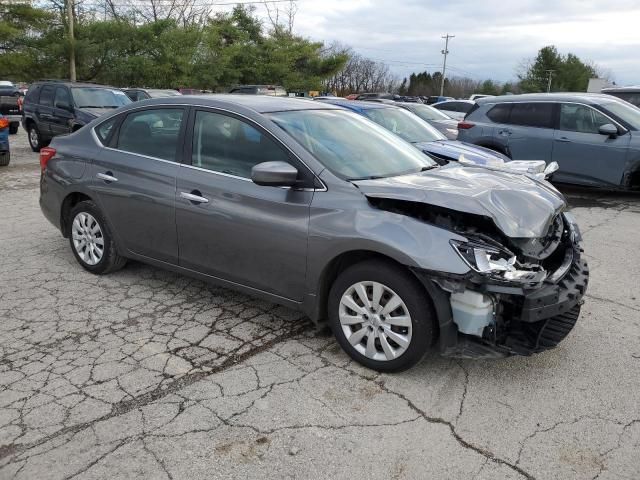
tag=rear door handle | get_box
[97,172,118,183]
[180,191,209,204]
[498,129,512,136]
[557,137,571,143]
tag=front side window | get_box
[54,87,71,109]
[362,107,445,143]
[117,108,184,161]
[71,87,131,108]
[601,101,640,130]
[509,103,554,128]
[191,110,289,178]
[268,109,435,180]
[559,104,611,134]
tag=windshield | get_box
[406,104,452,121]
[602,101,640,130]
[361,107,446,143]
[72,88,131,108]
[267,109,436,180]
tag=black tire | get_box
[9,123,18,135]
[68,200,127,274]
[0,151,9,167]
[27,123,43,152]
[328,260,436,372]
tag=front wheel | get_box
[328,260,436,372]
[68,201,127,274]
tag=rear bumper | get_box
[6,115,21,123]
[414,242,589,359]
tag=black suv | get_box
[22,81,131,151]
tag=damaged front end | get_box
[367,194,589,359]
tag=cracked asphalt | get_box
[1,129,639,480]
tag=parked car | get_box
[395,102,459,139]
[355,92,395,100]
[0,115,10,166]
[0,81,21,97]
[432,99,476,120]
[39,95,588,371]
[0,94,21,134]
[124,88,182,102]
[229,85,287,96]
[458,93,640,190]
[22,80,131,152]
[345,94,358,100]
[317,98,517,167]
[426,95,453,105]
[469,94,492,101]
[601,86,640,107]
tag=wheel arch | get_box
[309,249,434,325]
[60,191,94,238]
[475,140,511,158]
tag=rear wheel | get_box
[328,260,436,372]
[27,124,43,152]
[68,201,126,274]
[9,123,18,135]
[0,151,9,167]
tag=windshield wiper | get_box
[347,175,387,181]
[419,165,438,172]
[77,105,104,108]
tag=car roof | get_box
[602,86,640,93]
[476,92,621,105]
[315,98,392,112]
[139,94,341,114]
[434,99,474,105]
[33,80,118,89]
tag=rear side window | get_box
[95,116,118,145]
[486,104,512,123]
[25,84,42,104]
[117,108,184,161]
[39,86,54,107]
[509,103,554,128]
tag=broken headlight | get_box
[450,240,516,274]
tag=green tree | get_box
[518,46,597,92]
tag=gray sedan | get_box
[396,102,460,139]
[39,95,588,371]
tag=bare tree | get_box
[264,0,297,35]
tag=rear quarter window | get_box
[39,86,54,107]
[95,116,119,146]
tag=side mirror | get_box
[251,161,299,187]
[598,123,618,138]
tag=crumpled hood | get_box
[416,140,511,166]
[353,163,566,238]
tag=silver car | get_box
[39,95,588,371]
[458,93,640,189]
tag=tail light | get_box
[0,118,8,130]
[457,121,475,130]
[39,147,56,170]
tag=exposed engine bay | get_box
[367,196,589,358]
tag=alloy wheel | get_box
[71,212,104,266]
[29,128,39,148]
[339,281,412,361]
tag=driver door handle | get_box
[180,191,209,204]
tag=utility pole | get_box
[545,69,555,93]
[66,0,76,82]
[440,34,455,97]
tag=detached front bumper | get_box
[414,235,589,359]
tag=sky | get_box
[246,0,640,86]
